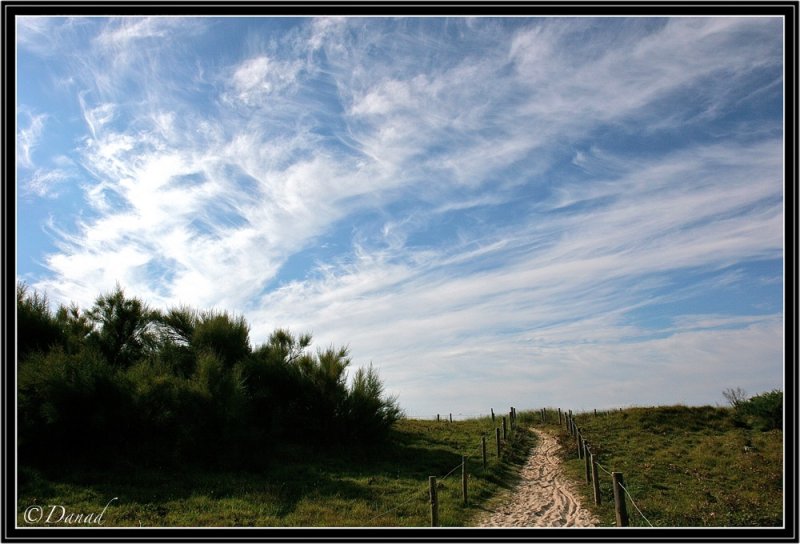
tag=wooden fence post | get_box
[590,452,601,505]
[429,476,439,527]
[495,427,501,457]
[612,472,629,527]
[462,456,468,506]
[437,414,440,422]
[482,435,487,469]
[491,408,495,422]
[502,416,507,440]
[558,408,562,425]
[576,428,583,459]
[450,413,452,423]
[583,439,591,484]
[509,411,514,431]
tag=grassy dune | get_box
[549,405,783,527]
[19,405,782,528]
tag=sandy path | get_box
[477,428,599,527]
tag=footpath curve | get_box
[476,428,599,527]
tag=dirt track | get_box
[476,428,599,527]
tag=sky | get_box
[15,16,785,417]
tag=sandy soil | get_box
[476,428,599,528]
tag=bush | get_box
[18,347,134,466]
[191,310,251,368]
[85,285,159,368]
[240,342,304,442]
[125,359,212,466]
[737,390,783,431]
[16,283,64,361]
[17,286,402,469]
[345,364,403,443]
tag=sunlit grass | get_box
[545,405,783,527]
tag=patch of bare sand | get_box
[476,428,599,527]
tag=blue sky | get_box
[16,16,784,416]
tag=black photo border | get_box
[2,2,797,542]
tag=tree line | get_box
[17,283,403,469]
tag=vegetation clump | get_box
[17,282,402,470]
[725,388,783,431]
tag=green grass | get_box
[544,405,783,527]
[18,416,535,527]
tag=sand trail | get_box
[477,428,598,528]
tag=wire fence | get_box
[366,488,428,524]
[367,407,657,527]
[405,413,494,421]
[563,410,655,528]
[364,408,520,526]
[617,481,654,527]
[593,461,653,527]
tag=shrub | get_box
[125,359,213,466]
[156,305,198,346]
[16,283,64,361]
[737,390,783,431]
[17,287,402,468]
[18,346,134,466]
[345,364,403,443]
[240,341,304,442]
[191,310,251,368]
[55,303,93,355]
[85,285,159,368]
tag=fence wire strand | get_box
[366,488,428,525]
[595,461,613,476]
[618,481,654,527]
[590,457,653,527]
[368,417,516,525]
[438,461,463,482]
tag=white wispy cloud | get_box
[78,94,116,139]
[94,17,173,46]
[226,55,304,106]
[16,111,46,170]
[25,168,70,198]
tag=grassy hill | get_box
[549,405,783,527]
[17,405,784,528]
[18,416,534,527]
